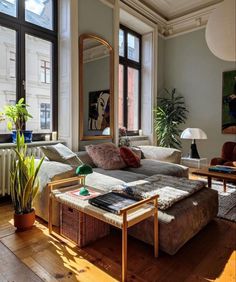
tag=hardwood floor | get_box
[0,200,235,282]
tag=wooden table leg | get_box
[208,176,212,188]
[223,180,227,192]
[48,186,53,234]
[122,212,128,282]
[154,198,158,258]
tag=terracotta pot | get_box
[14,210,35,231]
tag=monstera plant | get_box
[154,88,188,149]
[10,131,44,231]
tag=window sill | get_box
[0,140,65,149]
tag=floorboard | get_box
[0,201,235,282]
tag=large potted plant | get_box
[11,131,44,231]
[154,88,188,149]
[1,98,33,143]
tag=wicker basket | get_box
[60,204,110,247]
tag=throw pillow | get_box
[86,143,126,170]
[120,146,141,168]
[40,143,83,167]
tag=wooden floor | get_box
[0,201,235,282]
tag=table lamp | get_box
[181,128,207,159]
[76,164,93,196]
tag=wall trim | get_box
[121,0,220,38]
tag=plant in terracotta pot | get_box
[1,98,33,143]
[10,131,44,231]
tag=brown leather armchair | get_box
[210,142,236,166]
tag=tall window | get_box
[119,25,141,133]
[0,0,57,139]
[40,103,51,129]
[40,60,51,84]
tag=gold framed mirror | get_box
[79,34,114,141]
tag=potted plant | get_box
[154,88,188,149]
[1,98,33,143]
[10,131,44,231]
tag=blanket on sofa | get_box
[112,174,206,210]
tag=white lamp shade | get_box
[102,127,110,135]
[206,0,236,62]
[181,128,207,140]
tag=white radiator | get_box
[0,147,44,196]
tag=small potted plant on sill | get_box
[1,98,33,143]
[11,131,44,231]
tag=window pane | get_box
[127,33,140,62]
[127,67,139,131]
[25,34,52,133]
[118,64,124,128]
[119,29,124,57]
[25,0,53,30]
[0,26,16,133]
[0,0,17,17]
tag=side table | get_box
[181,157,208,168]
[48,177,159,282]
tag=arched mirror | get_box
[79,34,114,141]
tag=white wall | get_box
[164,28,236,161]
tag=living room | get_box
[0,0,235,281]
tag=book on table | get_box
[89,192,138,215]
[208,165,236,174]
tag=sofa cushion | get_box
[86,143,126,170]
[41,143,83,167]
[125,159,188,178]
[120,146,141,168]
[76,151,96,167]
[139,145,181,164]
[93,168,147,183]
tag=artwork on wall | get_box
[88,89,110,131]
[222,70,236,134]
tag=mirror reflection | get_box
[79,34,113,140]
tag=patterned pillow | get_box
[86,143,126,170]
[120,146,141,168]
[40,143,83,167]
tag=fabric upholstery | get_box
[86,143,126,170]
[138,145,182,164]
[120,146,141,168]
[40,143,83,167]
[125,159,189,178]
[210,142,236,166]
[76,151,96,167]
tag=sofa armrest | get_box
[138,146,181,164]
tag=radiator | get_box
[0,147,44,196]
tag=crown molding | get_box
[121,0,221,38]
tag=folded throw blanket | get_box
[112,174,206,210]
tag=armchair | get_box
[210,142,236,166]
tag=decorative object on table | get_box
[88,89,110,131]
[0,98,33,143]
[118,127,130,147]
[52,131,57,141]
[206,0,236,62]
[76,163,93,195]
[67,188,101,200]
[181,128,207,159]
[210,141,236,167]
[222,70,236,134]
[154,88,188,149]
[11,131,44,231]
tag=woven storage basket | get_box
[60,204,110,247]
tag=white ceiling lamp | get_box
[206,0,236,62]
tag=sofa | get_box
[34,145,218,255]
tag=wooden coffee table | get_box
[192,167,236,192]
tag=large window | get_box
[0,0,57,140]
[119,25,141,133]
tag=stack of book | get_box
[208,165,236,174]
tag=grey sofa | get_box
[34,146,218,255]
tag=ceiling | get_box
[139,0,223,20]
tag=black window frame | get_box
[0,0,58,142]
[119,24,142,135]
